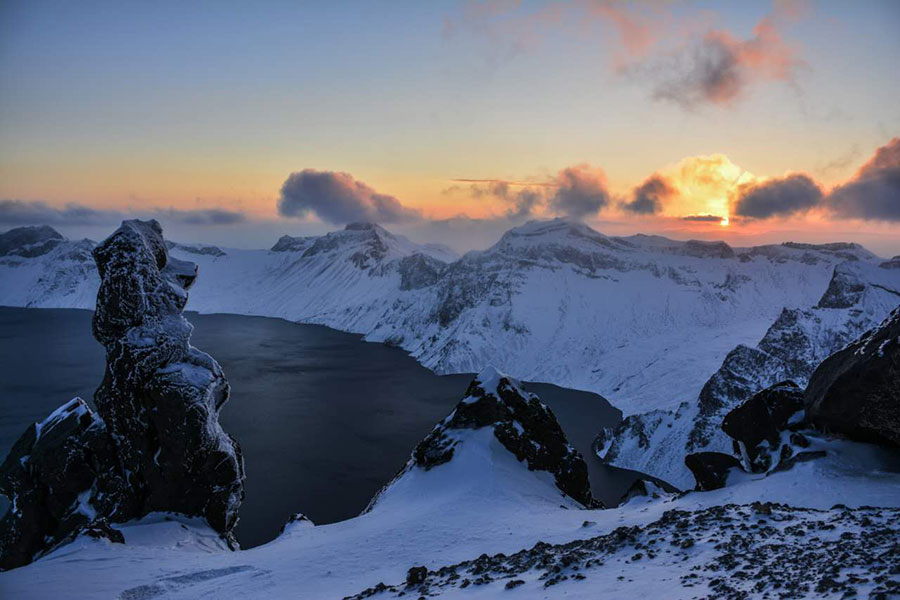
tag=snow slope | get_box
[602,258,900,489]
[1,425,897,599]
[1,219,888,424]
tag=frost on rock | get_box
[370,366,600,510]
[0,219,244,570]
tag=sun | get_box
[720,216,730,227]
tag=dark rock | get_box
[684,452,743,491]
[0,398,122,569]
[681,240,735,259]
[375,367,601,510]
[505,579,525,589]
[78,518,125,544]
[279,512,314,535]
[721,381,804,471]
[805,306,900,447]
[0,225,64,257]
[269,234,314,253]
[0,219,245,570]
[398,253,446,290]
[817,264,867,308]
[166,241,227,257]
[406,566,428,586]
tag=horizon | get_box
[6,215,899,259]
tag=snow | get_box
[1,428,897,599]
[3,220,894,430]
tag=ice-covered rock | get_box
[91,219,244,534]
[0,219,244,570]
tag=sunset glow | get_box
[0,1,898,254]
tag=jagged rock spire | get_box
[0,220,244,570]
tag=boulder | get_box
[721,381,805,471]
[805,306,900,447]
[684,452,743,491]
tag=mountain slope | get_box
[601,259,900,488]
[0,220,893,425]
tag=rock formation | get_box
[721,381,805,471]
[805,305,900,447]
[683,452,743,491]
[0,219,244,570]
[373,367,600,509]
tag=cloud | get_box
[0,200,120,226]
[648,16,803,109]
[681,214,725,222]
[732,174,822,219]
[0,200,247,228]
[826,137,900,222]
[279,169,422,225]
[621,174,675,214]
[445,2,806,110]
[154,208,247,225]
[444,167,611,220]
[548,164,610,219]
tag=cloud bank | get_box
[733,174,823,219]
[279,170,422,225]
[0,200,247,228]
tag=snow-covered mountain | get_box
[2,219,896,429]
[3,221,899,599]
[601,258,900,488]
[4,394,899,599]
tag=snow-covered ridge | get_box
[1,219,895,423]
[602,257,900,488]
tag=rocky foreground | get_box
[349,503,899,599]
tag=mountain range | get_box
[2,219,899,490]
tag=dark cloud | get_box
[156,208,246,225]
[733,174,823,219]
[621,174,674,214]
[681,214,725,222]
[826,137,900,222]
[0,200,120,226]
[548,165,610,219]
[0,200,247,228]
[644,16,802,109]
[279,169,422,225]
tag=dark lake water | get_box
[0,307,636,548]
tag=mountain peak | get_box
[0,224,65,258]
[366,369,599,513]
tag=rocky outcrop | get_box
[166,241,227,257]
[0,219,244,570]
[0,225,65,257]
[378,367,599,509]
[270,234,315,253]
[805,306,900,447]
[0,399,123,569]
[721,381,804,471]
[684,452,742,491]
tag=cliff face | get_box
[0,220,244,570]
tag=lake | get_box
[0,307,636,548]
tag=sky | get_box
[1,0,899,255]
